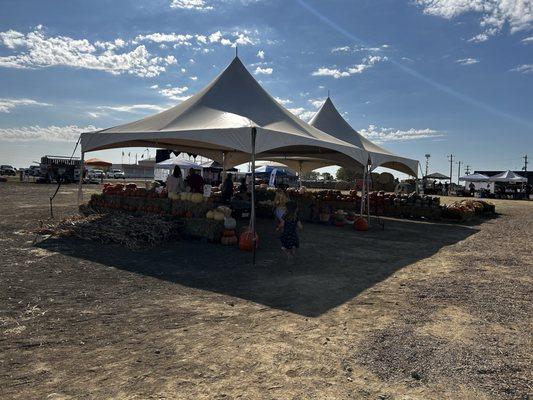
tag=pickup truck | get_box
[107,169,125,179]
[0,165,16,176]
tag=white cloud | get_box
[468,33,490,42]
[456,57,480,65]
[312,56,387,78]
[190,75,198,80]
[511,63,533,73]
[359,124,443,143]
[170,0,213,10]
[254,66,273,75]
[0,98,51,113]
[0,125,98,142]
[414,0,533,39]
[288,107,316,121]
[157,85,191,101]
[331,46,351,53]
[331,44,389,53]
[522,35,533,43]
[97,104,167,113]
[257,50,265,59]
[137,30,258,48]
[274,97,292,106]
[0,28,175,78]
[308,99,324,108]
[150,84,159,89]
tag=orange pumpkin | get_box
[239,230,259,251]
[353,217,369,231]
[223,229,235,237]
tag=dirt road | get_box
[1,181,531,399]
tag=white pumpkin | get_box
[224,217,236,230]
[191,193,204,203]
[213,211,225,221]
[179,192,188,201]
[206,210,214,219]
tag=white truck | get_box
[107,169,125,179]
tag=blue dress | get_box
[280,216,299,250]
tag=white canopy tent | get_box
[79,56,369,260]
[488,170,527,183]
[309,97,419,177]
[154,157,203,182]
[459,173,490,182]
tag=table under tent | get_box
[79,56,369,261]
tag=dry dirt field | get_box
[1,181,532,400]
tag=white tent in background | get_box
[309,97,419,176]
[154,157,203,182]
[488,170,527,183]
[459,173,490,182]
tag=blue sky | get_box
[0,0,531,177]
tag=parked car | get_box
[107,169,125,179]
[28,165,41,176]
[87,169,105,179]
[0,165,16,176]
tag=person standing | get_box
[273,187,289,224]
[166,166,185,195]
[185,169,205,193]
[469,182,476,197]
[277,200,303,264]
[220,173,234,204]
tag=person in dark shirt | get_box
[220,173,234,203]
[185,169,204,193]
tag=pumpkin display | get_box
[213,211,225,221]
[168,192,179,200]
[206,210,214,219]
[221,235,238,245]
[239,230,259,251]
[224,217,237,230]
[354,217,369,231]
[223,229,236,237]
[191,193,204,203]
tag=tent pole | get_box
[360,166,366,217]
[366,165,370,225]
[77,151,85,206]
[298,161,303,188]
[251,127,257,265]
[222,150,227,181]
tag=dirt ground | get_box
[1,180,532,400]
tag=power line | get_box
[465,165,471,175]
[456,160,461,184]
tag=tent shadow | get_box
[35,217,479,318]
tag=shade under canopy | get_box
[309,97,419,176]
[459,173,490,182]
[80,57,367,170]
[488,170,527,183]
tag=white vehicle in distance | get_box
[87,169,105,179]
[107,169,125,179]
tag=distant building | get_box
[112,158,155,179]
[474,170,532,185]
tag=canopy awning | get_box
[84,157,112,167]
[80,57,368,170]
[488,170,527,183]
[425,172,450,180]
[155,157,203,170]
[309,97,419,176]
[459,173,490,182]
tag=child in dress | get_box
[277,200,303,263]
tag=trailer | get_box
[39,155,82,183]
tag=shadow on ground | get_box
[36,216,479,317]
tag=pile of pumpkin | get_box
[307,190,360,202]
[206,206,238,246]
[442,199,495,221]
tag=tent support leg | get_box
[222,151,227,181]
[251,128,257,266]
[77,151,84,206]
[366,166,370,225]
[360,167,366,217]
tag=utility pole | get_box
[424,154,430,177]
[456,161,461,184]
[523,155,528,173]
[465,165,471,175]
[447,154,454,184]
